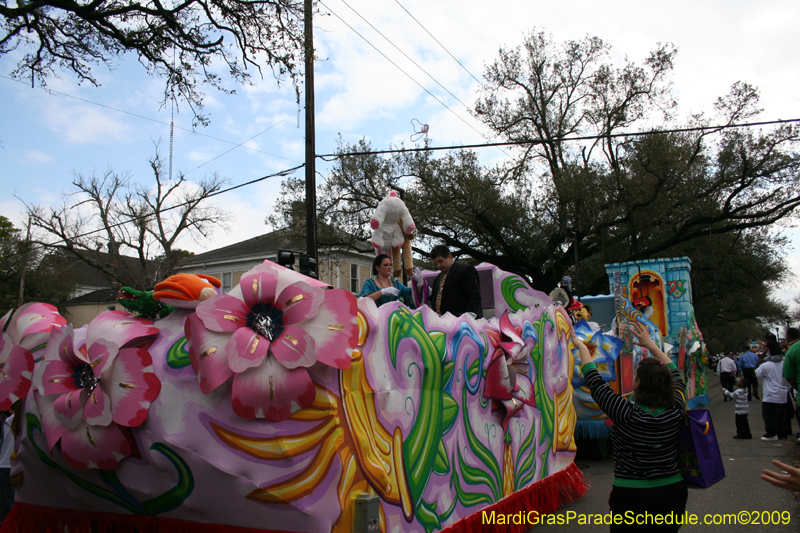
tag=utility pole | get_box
[304,0,317,262]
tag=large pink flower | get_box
[186,261,359,421]
[0,303,66,410]
[483,311,536,432]
[0,303,67,352]
[33,312,160,470]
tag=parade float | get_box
[572,257,710,454]
[0,260,588,533]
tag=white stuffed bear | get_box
[370,191,415,255]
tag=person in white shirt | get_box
[0,410,14,522]
[718,353,738,400]
[755,354,792,440]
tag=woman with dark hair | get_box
[358,254,414,307]
[763,333,784,357]
[573,321,687,532]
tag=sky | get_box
[1,0,800,304]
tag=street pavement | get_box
[530,377,800,532]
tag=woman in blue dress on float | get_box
[359,254,414,307]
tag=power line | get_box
[320,1,494,146]
[185,112,302,174]
[12,164,304,259]
[339,0,472,116]
[318,117,800,159]
[336,0,510,158]
[0,74,301,163]
[393,0,483,86]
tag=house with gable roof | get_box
[174,228,376,295]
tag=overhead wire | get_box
[10,164,305,259]
[319,0,498,150]
[318,117,800,159]
[393,0,483,86]
[331,0,512,158]
[338,0,473,117]
[9,116,799,258]
[0,74,302,163]
[185,112,302,174]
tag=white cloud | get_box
[186,150,216,163]
[42,101,136,144]
[23,151,55,165]
[0,201,27,227]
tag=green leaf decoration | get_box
[441,392,458,435]
[515,420,537,490]
[26,414,194,516]
[415,498,441,533]
[442,360,455,388]
[539,446,549,478]
[459,384,501,500]
[141,443,195,515]
[437,492,458,523]
[500,276,528,312]
[412,311,426,328]
[457,446,500,501]
[388,308,445,509]
[166,336,192,369]
[451,470,493,508]
[429,331,446,362]
[530,313,555,449]
[433,439,450,476]
[467,355,481,381]
[388,311,403,367]
[26,414,142,514]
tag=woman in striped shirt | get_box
[573,321,687,532]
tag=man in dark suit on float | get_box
[425,245,483,318]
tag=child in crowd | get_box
[723,377,752,439]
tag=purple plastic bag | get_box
[678,409,725,488]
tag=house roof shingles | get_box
[178,228,373,268]
[61,288,119,305]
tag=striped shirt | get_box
[583,361,686,487]
[722,388,749,415]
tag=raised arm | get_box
[572,331,632,422]
[630,321,670,364]
[629,321,686,402]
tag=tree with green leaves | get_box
[0,216,73,316]
[271,31,799,336]
[471,31,800,292]
[0,215,24,314]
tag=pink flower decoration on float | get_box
[185,261,359,421]
[482,311,536,432]
[0,303,66,410]
[33,311,160,470]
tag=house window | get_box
[222,272,233,293]
[350,264,359,293]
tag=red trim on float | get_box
[439,463,588,533]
